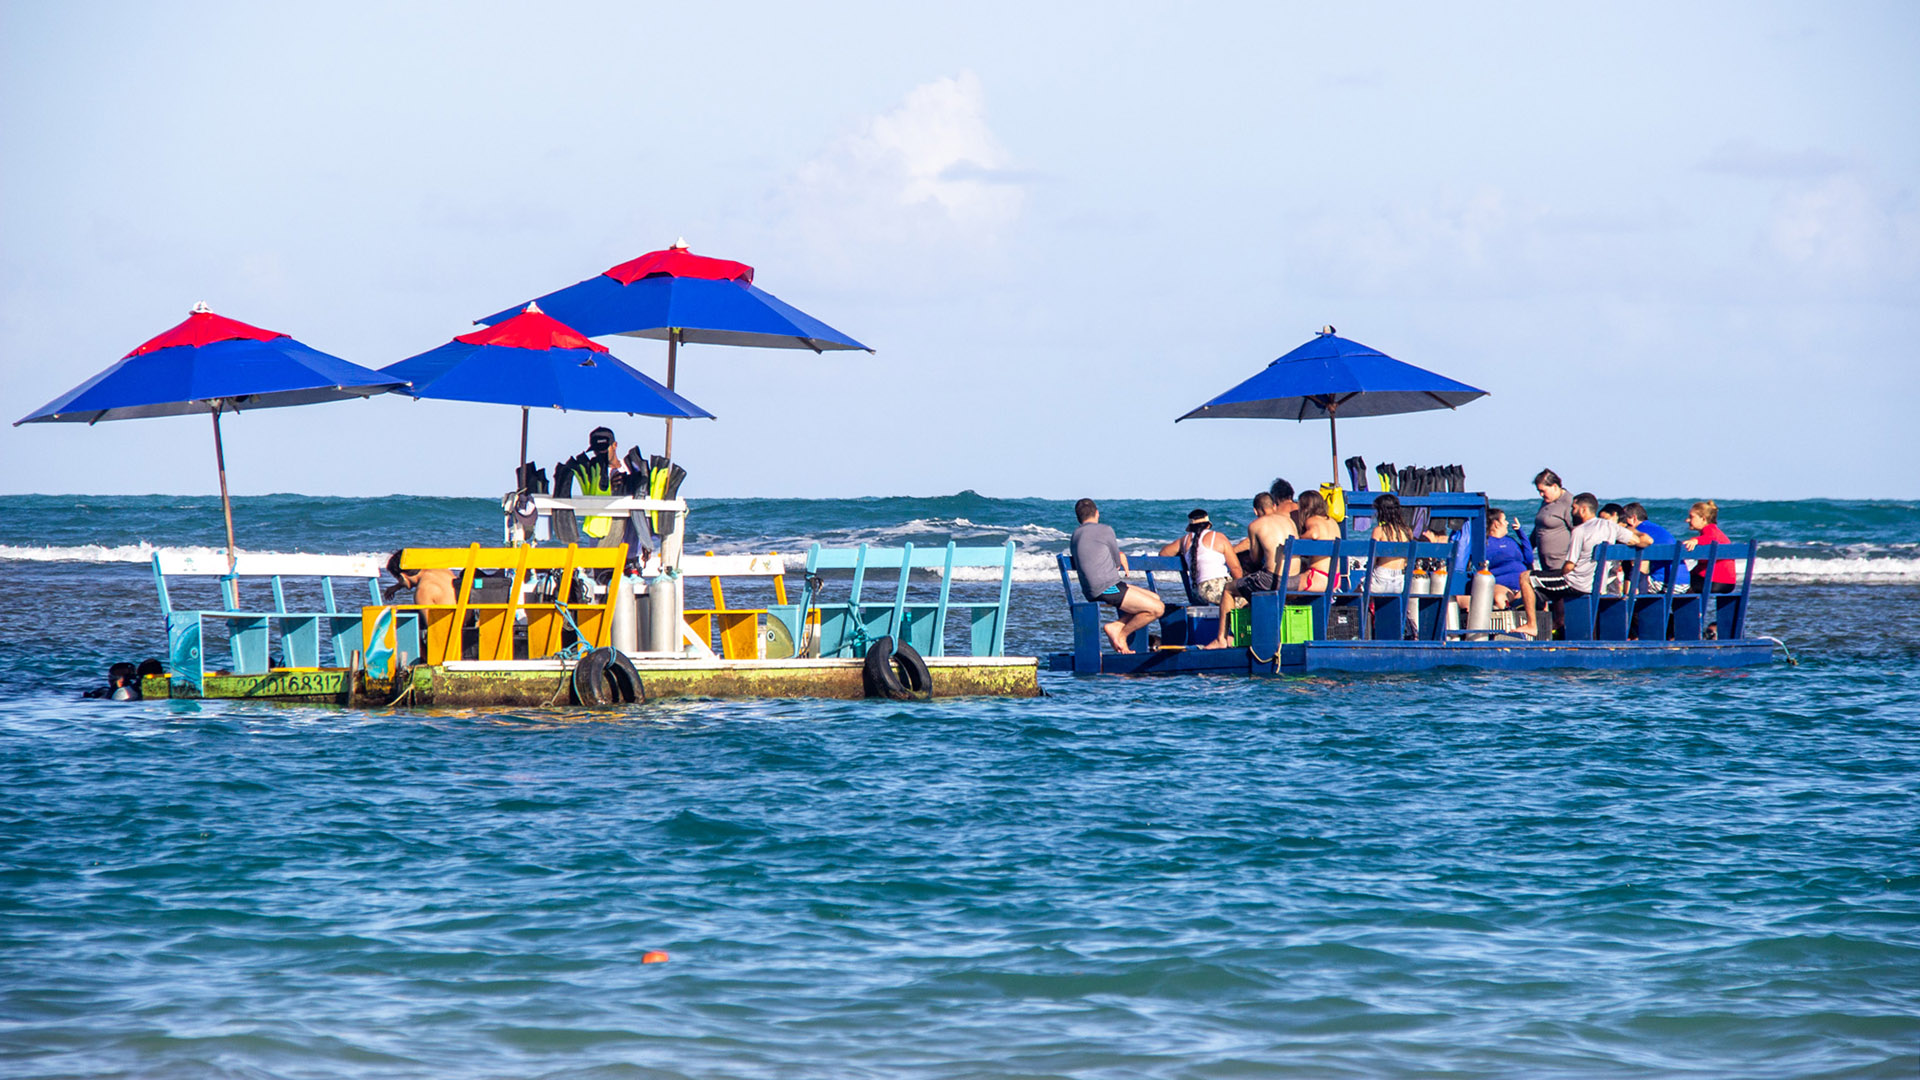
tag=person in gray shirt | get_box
[1516,467,1574,638]
[1531,468,1576,570]
[1070,498,1165,654]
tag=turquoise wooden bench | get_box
[153,552,416,692]
[767,541,1017,658]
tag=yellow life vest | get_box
[571,458,614,538]
[1319,483,1346,524]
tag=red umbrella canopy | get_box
[126,308,286,354]
[453,306,610,352]
[603,244,754,285]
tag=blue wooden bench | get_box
[153,552,418,692]
[1275,536,1464,642]
[769,541,1017,658]
[1054,553,1203,662]
[1563,540,1758,642]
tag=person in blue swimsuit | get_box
[1483,508,1533,610]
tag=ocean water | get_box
[1,494,1915,1078]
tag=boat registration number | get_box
[248,671,346,697]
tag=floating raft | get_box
[1052,492,1780,677]
[142,655,1041,706]
[1048,639,1773,676]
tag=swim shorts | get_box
[1196,576,1242,608]
[1528,569,1585,601]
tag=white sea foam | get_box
[1748,557,1920,583]
[0,543,382,565]
[6,543,1916,586]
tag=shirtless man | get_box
[385,551,457,605]
[1232,487,1298,598]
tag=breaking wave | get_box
[8,542,1912,587]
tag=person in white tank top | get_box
[1158,509,1246,649]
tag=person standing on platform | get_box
[1517,468,1575,638]
[560,427,629,544]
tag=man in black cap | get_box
[563,427,628,542]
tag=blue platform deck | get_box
[1054,492,1778,676]
[1047,638,1776,675]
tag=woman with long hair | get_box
[1368,493,1413,594]
[1290,489,1341,592]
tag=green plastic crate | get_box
[1229,604,1315,646]
[1282,604,1313,644]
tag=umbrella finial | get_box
[192,301,212,314]
[672,236,689,250]
[1318,324,1336,336]
[523,301,543,315]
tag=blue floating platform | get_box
[1054,492,1780,677]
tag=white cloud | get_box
[773,72,1027,275]
[1766,174,1919,287]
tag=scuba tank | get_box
[1409,568,1431,595]
[647,572,681,654]
[1467,561,1496,639]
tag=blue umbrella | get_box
[476,241,868,458]
[16,303,404,565]
[1178,327,1487,484]
[381,302,713,475]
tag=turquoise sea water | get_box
[1,494,1916,1078]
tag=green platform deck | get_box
[142,655,1042,706]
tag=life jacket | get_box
[566,453,614,538]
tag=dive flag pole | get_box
[210,403,237,571]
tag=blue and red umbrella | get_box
[477,241,868,456]
[15,304,404,564]
[381,303,713,473]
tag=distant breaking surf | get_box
[4,542,1917,585]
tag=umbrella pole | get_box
[1327,406,1340,490]
[518,406,529,481]
[663,332,678,461]
[211,405,237,571]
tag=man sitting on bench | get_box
[1518,493,1650,637]
[1232,488,1296,599]
[1071,498,1165,654]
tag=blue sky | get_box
[2,2,1915,500]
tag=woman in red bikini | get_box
[1289,490,1342,592]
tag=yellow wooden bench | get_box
[363,543,628,665]
[681,552,810,659]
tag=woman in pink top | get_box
[1681,500,1737,593]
